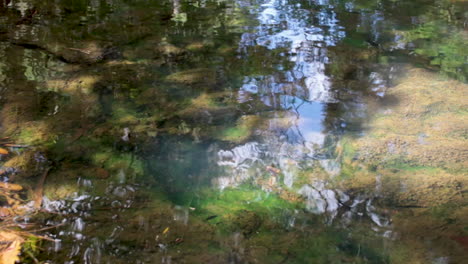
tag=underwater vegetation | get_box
[0,0,466,263]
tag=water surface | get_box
[0,0,467,263]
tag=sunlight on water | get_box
[0,0,466,262]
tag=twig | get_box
[29,222,65,232]
[3,144,29,148]
[67,47,91,55]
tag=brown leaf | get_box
[0,148,8,155]
[0,207,12,218]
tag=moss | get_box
[3,151,39,178]
[165,68,216,87]
[16,121,56,147]
[21,236,42,263]
[230,210,262,237]
[91,151,144,177]
[216,115,260,143]
[112,111,140,126]
[188,92,228,110]
[218,126,249,142]
[42,168,80,200]
[349,67,467,170]
[192,186,301,230]
[46,75,100,95]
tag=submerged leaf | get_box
[0,182,23,191]
[0,231,23,264]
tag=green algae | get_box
[0,0,466,263]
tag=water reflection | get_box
[216,0,343,186]
[213,0,395,231]
[238,0,343,104]
[0,0,466,262]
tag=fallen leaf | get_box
[162,227,169,235]
[0,148,8,155]
[0,182,23,192]
[0,231,23,264]
[0,207,12,218]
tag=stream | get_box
[0,0,467,263]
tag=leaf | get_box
[0,148,8,155]
[0,182,23,191]
[0,231,23,264]
[0,207,12,218]
[162,227,169,235]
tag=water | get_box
[0,0,467,263]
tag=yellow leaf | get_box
[162,227,169,235]
[0,148,8,155]
[0,182,23,191]
[0,231,23,264]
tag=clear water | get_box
[0,0,467,263]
